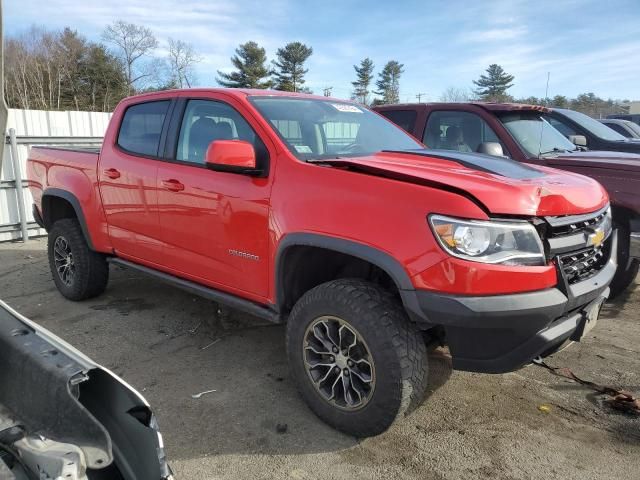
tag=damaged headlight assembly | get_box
[429,214,546,266]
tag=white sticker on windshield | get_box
[330,103,363,113]
[295,145,313,153]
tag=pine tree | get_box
[217,41,272,89]
[374,60,404,104]
[473,64,514,101]
[271,42,313,92]
[351,57,374,105]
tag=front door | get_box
[156,98,272,301]
[99,100,171,264]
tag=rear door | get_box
[155,95,273,301]
[99,99,173,264]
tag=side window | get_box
[379,110,417,134]
[547,117,577,137]
[176,99,266,165]
[117,101,170,156]
[424,111,506,154]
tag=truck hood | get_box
[544,149,640,173]
[311,149,607,217]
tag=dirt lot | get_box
[1,238,639,479]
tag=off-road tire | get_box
[286,279,428,437]
[48,218,109,300]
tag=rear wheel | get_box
[48,218,109,300]
[286,279,428,437]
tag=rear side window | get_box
[117,101,170,156]
[379,110,417,134]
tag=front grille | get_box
[544,206,611,285]
[557,244,609,285]
[549,210,607,237]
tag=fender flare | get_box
[42,188,94,249]
[274,233,426,322]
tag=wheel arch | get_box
[275,233,422,319]
[42,188,94,250]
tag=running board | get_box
[108,258,281,323]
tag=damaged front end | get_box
[0,300,173,480]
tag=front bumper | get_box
[404,230,617,373]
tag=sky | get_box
[4,0,640,101]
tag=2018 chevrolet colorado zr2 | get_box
[375,102,639,297]
[28,89,615,437]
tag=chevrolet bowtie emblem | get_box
[587,228,606,248]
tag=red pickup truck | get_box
[28,89,615,437]
[375,102,639,297]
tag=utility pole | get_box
[416,93,426,103]
[323,87,333,97]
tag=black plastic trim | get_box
[275,233,414,311]
[32,204,45,229]
[108,258,280,323]
[42,188,94,249]
[413,287,609,373]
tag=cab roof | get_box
[373,102,552,113]
[123,87,351,104]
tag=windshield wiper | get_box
[539,147,575,156]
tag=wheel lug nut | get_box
[343,369,349,375]
[329,356,334,362]
[347,360,354,367]
[332,347,338,353]
[334,367,340,373]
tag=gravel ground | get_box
[1,238,639,480]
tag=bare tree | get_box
[439,86,474,103]
[102,21,158,94]
[4,26,127,111]
[167,38,200,88]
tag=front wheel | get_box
[286,279,428,437]
[48,218,109,300]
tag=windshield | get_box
[498,112,577,157]
[250,97,423,160]
[557,109,627,141]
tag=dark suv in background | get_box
[545,108,640,153]
[600,118,640,139]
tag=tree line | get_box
[442,63,629,117]
[3,22,630,118]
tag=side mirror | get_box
[205,140,259,174]
[477,142,505,157]
[568,135,587,147]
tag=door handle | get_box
[161,179,185,192]
[103,168,121,179]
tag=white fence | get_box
[1,109,111,242]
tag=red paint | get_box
[206,140,257,169]
[28,89,610,304]
[373,102,639,223]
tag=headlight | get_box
[429,215,546,266]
